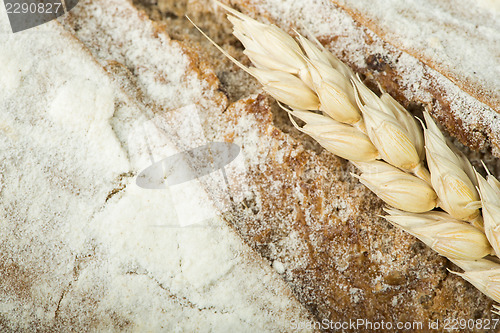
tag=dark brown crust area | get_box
[212,95,496,331]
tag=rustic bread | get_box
[2,0,499,330]
[130,0,500,327]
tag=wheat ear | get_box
[191,2,500,306]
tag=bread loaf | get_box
[1,0,499,331]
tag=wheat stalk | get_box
[190,2,500,310]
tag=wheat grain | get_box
[219,2,311,84]
[384,208,492,260]
[193,2,500,308]
[288,110,378,162]
[450,258,500,272]
[353,161,437,212]
[380,92,425,159]
[449,258,500,303]
[423,112,482,226]
[187,14,319,110]
[454,268,500,303]
[295,32,355,79]
[297,35,361,124]
[248,68,320,110]
[353,81,423,172]
[477,169,500,257]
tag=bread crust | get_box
[129,0,500,326]
[222,0,500,159]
